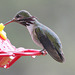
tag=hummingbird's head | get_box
[13,10,35,26]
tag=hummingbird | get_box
[5,10,64,63]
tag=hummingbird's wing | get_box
[35,26,64,62]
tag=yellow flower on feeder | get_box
[0,23,7,40]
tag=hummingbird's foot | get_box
[40,49,47,56]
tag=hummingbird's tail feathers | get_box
[44,38,64,62]
[49,49,65,63]
[56,49,65,62]
[44,45,65,63]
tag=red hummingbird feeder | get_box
[0,23,47,68]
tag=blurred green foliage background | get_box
[0,0,75,75]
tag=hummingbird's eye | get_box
[16,15,21,18]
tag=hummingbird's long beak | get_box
[4,18,16,26]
